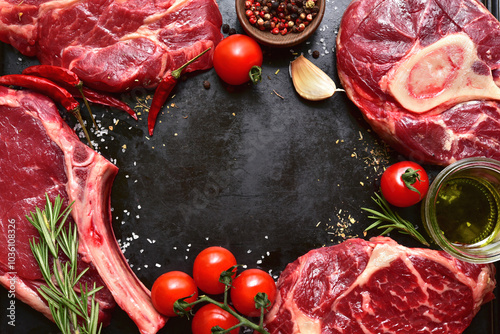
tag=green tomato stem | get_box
[176,264,270,334]
[249,66,262,84]
[401,168,422,197]
[181,294,270,334]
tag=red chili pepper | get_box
[22,65,98,128]
[0,74,92,145]
[22,65,81,87]
[78,87,138,120]
[148,47,211,136]
[0,74,79,111]
[24,65,137,121]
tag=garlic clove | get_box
[289,55,336,101]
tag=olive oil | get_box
[435,176,500,245]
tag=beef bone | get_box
[0,86,166,334]
[383,33,500,114]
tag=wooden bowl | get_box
[235,0,325,48]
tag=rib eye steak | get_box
[264,237,496,334]
[0,86,166,334]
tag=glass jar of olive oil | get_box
[422,157,500,263]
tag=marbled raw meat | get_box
[0,0,222,92]
[264,237,496,334]
[336,0,500,165]
[0,86,166,334]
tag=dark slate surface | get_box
[0,0,498,332]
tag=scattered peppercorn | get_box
[244,0,319,35]
[222,23,230,33]
[203,80,211,89]
[312,50,320,58]
[228,28,237,35]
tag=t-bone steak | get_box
[0,86,166,334]
[264,237,496,334]
[0,0,222,93]
[336,0,500,165]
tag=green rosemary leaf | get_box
[36,207,59,258]
[362,192,430,246]
[87,283,103,334]
[39,285,62,307]
[52,260,66,294]
[31,242,55,289]
[26,213,39,231]
[49,302,67,334]
[73,267,90,288]
[380,227,395,235]
[363,208,393,222]
[29,240,44,270]
[365,220,384,231]
[60,293,88,320]
[371,224,397,230]
[63,275,88,320]
[44,193,54,221]
[28,194,101,334]
[92,307,103,334]
[86,285,104,296]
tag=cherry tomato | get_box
[380,161,429,207]
[193,246,237,295]
[151,271,198,317]
[191,304,239,334]
[213,34,263,86]
[230,268,277,317]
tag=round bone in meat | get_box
[337,0,500,165]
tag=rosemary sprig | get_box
[361,192,430,246]
[27,194,103,334]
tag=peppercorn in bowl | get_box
[236,0,325,47]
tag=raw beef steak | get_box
[0,0,222,93]
[264,237,496,334]
[336,0,500,165]
[0,86,165,334]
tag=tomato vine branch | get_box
[174,267,271,334]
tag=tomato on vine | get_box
[230,268,277,317]
[191,304,239,334]
[193,246,237,295]
[151,271,198,317]
[380,161,429,207]
[213,34,263,85]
